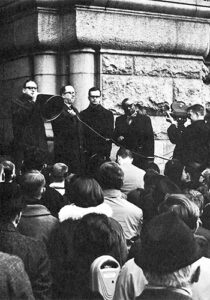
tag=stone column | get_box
[33,51,58,94]
[69,48,96,111]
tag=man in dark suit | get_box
[51,85,84,174]
[12,79,48,173]
[80,87,114,165]
[0,191,52,300]
[182,104,210,168]
[114,98,154,170]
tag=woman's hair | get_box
[158,194,200,230]
[71,213,127,297]
[98,162,124,190]
[67,176,104,207]
[73,213,127,266]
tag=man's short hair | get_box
[116,147,133,159]
[60,85,71,95]
[88,87,101,97]
[98,162,124,190]
[20,170,45,198]
[52,163,68,180]
[121,98,129,110]
[23,79,37,89]
[187,104,204,116]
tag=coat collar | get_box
[58,202,112,222]
[22,205,51,217]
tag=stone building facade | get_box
[0,0,210,168]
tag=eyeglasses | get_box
[90,95,100,98]
[64,91,75,95]
[25,86,37,90]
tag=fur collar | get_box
[58,202,112,222]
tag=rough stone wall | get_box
[101,52,210,169]
[102,53,209,114]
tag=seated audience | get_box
[0,191,52,299]
[98,161,143,243]
[135,212,204,300]
[0,251,34,300]
[18,170,58,247]
[116,147,145,194]
[49,163,68,196]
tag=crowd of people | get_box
[0,79,210,299]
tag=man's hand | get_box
[117,136,124,142]
[166,112,176,125]
[67,109,76,116]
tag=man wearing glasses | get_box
[80,87,114,167]
[12,79,48,172]
[51,85,84,174]
[114,98,154,170]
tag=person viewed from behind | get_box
[114,98,154,170]
[135,212,204,300]
[0,252,35,300]
[98,161,143,244]
[69,213,128,299]
[49,163,68,196]
[18,170,58,248]
[116,147,145,195]
[49,177,112,298]
[80,87,114,165]
[20,147,64,218]
[158,194,210,300]
[0,189,52,300]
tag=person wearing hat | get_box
[135,211,204,300]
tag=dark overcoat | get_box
[80,104,114,159]
[51,105,84,173]
[114,114,154,169]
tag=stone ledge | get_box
[1,0,210,19]
[0,3,210,56]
